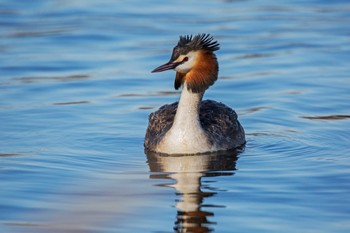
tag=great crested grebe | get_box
[145,34,245,154]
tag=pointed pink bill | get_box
[151,61,181,73]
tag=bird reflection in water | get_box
[146,150,240,232]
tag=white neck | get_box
[173,83,203,132]
[156,83,214,154]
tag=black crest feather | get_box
[178,34,220,52]
[170,33,220,61]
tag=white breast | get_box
[155,83,216,154]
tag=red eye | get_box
[182,57,189,62]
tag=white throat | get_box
[156,83,215,154]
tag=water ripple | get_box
[301,114,350,121]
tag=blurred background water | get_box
[1,0,350,232]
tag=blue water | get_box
[1,1,350,232]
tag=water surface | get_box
[1,1,350,232]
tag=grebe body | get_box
[145,34,245,154]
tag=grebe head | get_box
[152,34,220,93]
